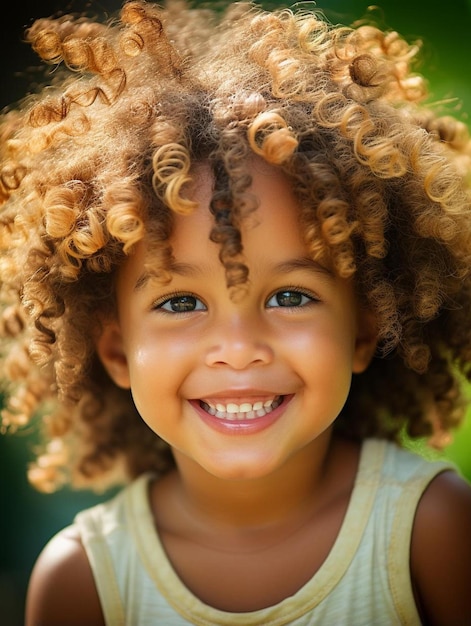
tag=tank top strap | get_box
[75,499,127,626]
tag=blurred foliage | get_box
[0,1,470,624]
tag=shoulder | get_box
[25,524,105,626]
[411,469,471,626]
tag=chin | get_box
[201,452,289,482]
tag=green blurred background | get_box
[1,1,470,624]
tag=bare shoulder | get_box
[25,524,104,626]
[411,469,471,626]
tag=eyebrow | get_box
[273,257,333,277]
[134,256,332,292]
[133,262,200,292]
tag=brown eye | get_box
[157,294,206,313]
[267,290,314,308]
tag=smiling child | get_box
[1,1,471,624]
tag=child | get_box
[1,1,471,624]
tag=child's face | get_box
[98,160,376,481]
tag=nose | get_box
[204,314,274,370]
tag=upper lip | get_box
[194,389,284,400]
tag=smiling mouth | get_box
[199,396,283,420]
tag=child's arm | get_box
[25,526,105,626]
[411,470,471,625]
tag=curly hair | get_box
[1,0,470,492]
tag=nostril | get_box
[205,339,274,370]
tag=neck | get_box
[169,430,336,530]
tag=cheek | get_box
[125,338,182,435]
[287,317,357,407]
[287,316,356,366]
[126,330,195,403]
[128,327,191,368]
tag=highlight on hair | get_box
[0,0,470,491]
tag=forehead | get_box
[118,159,338,297]
[170,159,306,253]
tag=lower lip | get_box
[189,396,294,436]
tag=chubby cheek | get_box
[291,318,356,397]
[125,333,192,423]
[127,324,193,377]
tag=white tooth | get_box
[207,396,283,420]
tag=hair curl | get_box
[1,0,470,492]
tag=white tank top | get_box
[74,438,453,625]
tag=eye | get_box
[266,289,316,308]
[155,294,206,313]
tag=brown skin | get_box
[410,470,471,625]
[25,435,471,625]
[153,429,350,612]
[26,527,105,626]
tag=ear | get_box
[95,320,131,389]
[352,308,378,374]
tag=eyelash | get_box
[153,287,319,314]
[152,292,206,314]
[266,286,319,309]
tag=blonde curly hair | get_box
[1,0,470,492]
